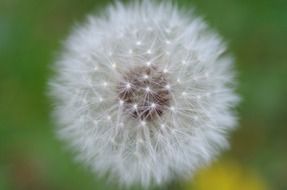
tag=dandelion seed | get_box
[165,84,171,90]
[102,81,108,87]
[141,121,146,126]
[182,91,187,97]
[147,49,152,54]
[125,82,131,89]
[143,74,149,79]
[119,99,124,105]
[146,61,151,66]
[145,86,151,92]
[49,0,239,188]
[170,106,175,112]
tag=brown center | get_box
[117,66,171,121]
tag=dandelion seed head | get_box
[50,0,239,187]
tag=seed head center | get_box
[118,66,171,121]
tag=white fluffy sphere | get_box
[50,0,239,187]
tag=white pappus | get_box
[49,0,239,188]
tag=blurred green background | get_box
[0,0,286,189]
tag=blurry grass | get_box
[1,0,287,189]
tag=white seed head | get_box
[49,0,239,188]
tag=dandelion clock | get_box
[49,0,239,187]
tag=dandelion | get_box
[49,0,239,187]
